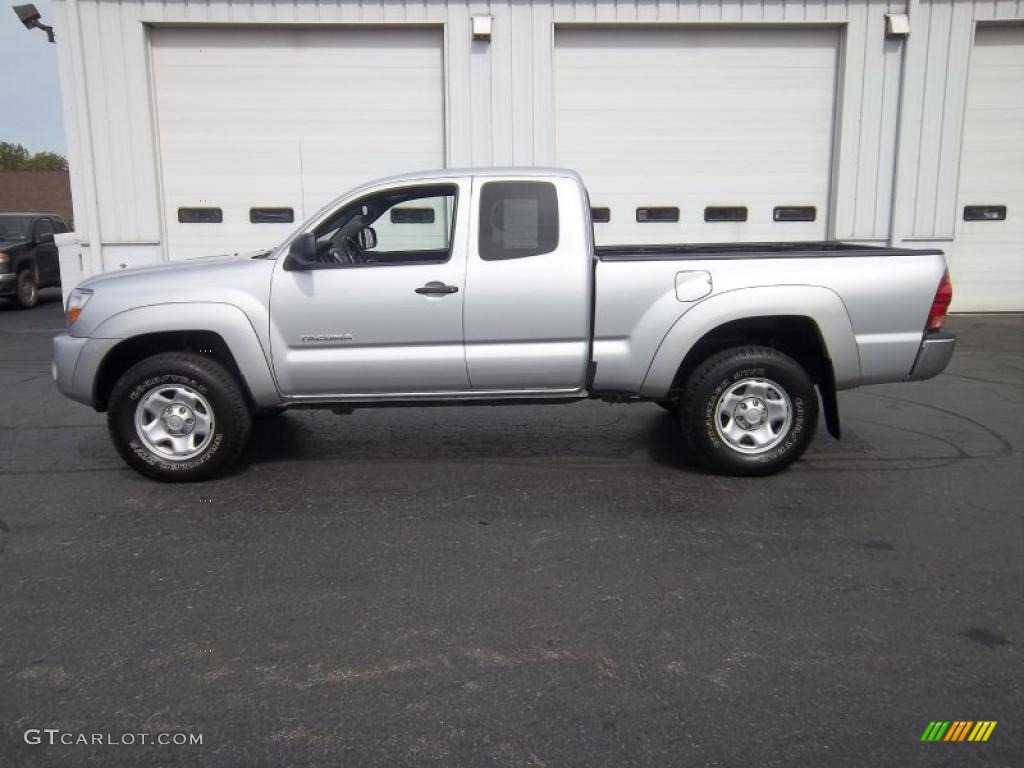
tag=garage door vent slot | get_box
[963,205,1006,221]
[391,207,435,224]
[636,207,679,223]
[704,206,748,222]
[250,207,294,224]
[773,206,817,222]
[178,207,222,224]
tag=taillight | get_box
[926,269,953,330]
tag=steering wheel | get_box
[326,235,364,265]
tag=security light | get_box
[885,13,909,38]
[12,4,55,43]
[471,15,492,42]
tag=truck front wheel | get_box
[680,346,818,476]
[107,352,251,482]
[15,270,38,309]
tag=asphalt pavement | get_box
[0,291,1021,767]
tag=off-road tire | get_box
[107,352,251,482]
[680,346,818,476]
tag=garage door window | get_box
[479,181,559,260]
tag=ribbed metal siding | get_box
[51,0,1024,263]
[894,0,1024,241]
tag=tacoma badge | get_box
[300,333,354,343]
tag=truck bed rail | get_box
[595,241,943,261]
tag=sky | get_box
[0,0,66,154]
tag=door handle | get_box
[415,281,459,295]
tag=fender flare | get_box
[13,254,38,280]
[639,285,862,399]
[87,302,281,407]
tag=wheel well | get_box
[93,331,252,412]
[669,316,834,394]
[15,258,37,277]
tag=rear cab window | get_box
[478,181,559,260]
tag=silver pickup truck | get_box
[52,168,955,481]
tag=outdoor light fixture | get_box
[12,3,54,43]
[471,15,492,42]
[885,12,909,38]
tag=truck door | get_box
[32,217,58,286]
[269,180,471,397]
[462,176,593,392]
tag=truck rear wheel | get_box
[680,346,818,476]
[107,352,251,482]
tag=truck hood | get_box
[71,251,277,339]
[78,252,272,290]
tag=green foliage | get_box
[0,142,68,172]
[26,151,68,171]
[0,142,31,170]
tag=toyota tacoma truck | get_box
[52,168,955,481]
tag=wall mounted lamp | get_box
[885,13,909,39]
[472,15,493,42]
[12,3,54,43]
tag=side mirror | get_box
[284,233,317,271]
[37,231,54,244]
[357,227,377,251]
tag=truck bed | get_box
[590,240,949,396]
[596,241,943,261]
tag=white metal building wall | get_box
[951,24,1024,312]
[555,25,841,244]
[50,0,1024,310]
[150,26,445,259]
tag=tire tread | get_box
[107,352,251,481]
[680,345,818,476]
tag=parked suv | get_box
[0,213,67,308]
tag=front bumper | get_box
[0,272,16,296]
[52,333,90,403]
[53,334,122,408]
[908,331,956,381]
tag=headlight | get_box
[66,288,93,326]
[0,253,9,273]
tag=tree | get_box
[0,142,31,171]
[26,151,68,171]
[0,141,68,171]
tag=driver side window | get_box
[373,195,455,255]
[312,184,458,267]
[35,218,55,241]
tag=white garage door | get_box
[151,27,444,260]
[953,25,1024,312]
[555,27,839,245]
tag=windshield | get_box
[0,215,33,241]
